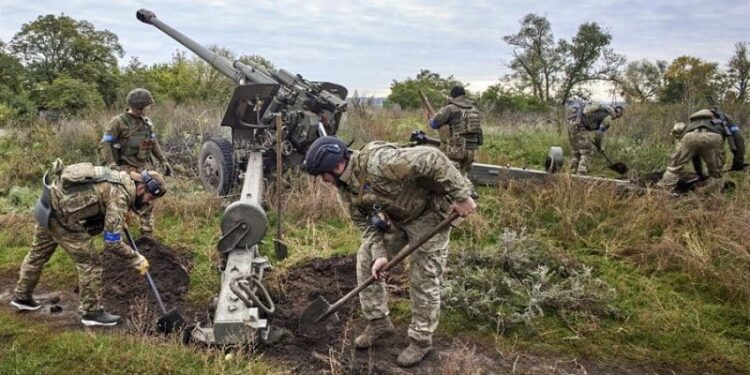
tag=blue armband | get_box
[729,125,740,134]
[101,134,116,142]
[103,231,121,244]
[429,119,440,129]
[597,128,607,133]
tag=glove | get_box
[163,162,173,177]
[131,253,150,276]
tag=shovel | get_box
[123,229,185,334]
[274,114,288,260]
[592,142,629,175]
[299,211,460,337]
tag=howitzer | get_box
[137,9,348,195]
[137,9,348,345]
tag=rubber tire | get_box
[198,137,235,196]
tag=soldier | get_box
[303,136,477,367]
[568,104,624,175]
[658,109,736,191]
[10,160,167,327]
[100,88,172,239]
[428,86,483,176]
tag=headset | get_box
[140,171,165,197]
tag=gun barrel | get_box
[136,9,243,84]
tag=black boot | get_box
[80,310,121,327]
[10,297,42,311]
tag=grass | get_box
[1,101,749,374]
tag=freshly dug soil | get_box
[102,237,193,326]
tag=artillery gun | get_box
[136,9,348,345]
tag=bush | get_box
[32,76,104,116]
[480,84,549,113]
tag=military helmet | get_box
[303,136,349,176]
[126,88,154,109]
[613,105,624,115]
[130,170,167,197]
[689,109,715,122]
[671,122,687,139]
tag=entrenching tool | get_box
[123,229,185,334]
[592,142,629,175]
[299,211,461,337]
[273,114,288,260]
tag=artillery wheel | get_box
[198,137,235,196]
[545,146,564,174]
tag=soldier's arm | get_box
[599,116,613,132]
[729,125,746,170]
[101,185,138,260]
[429,106,453,129]
[151,137,167,163]
[100,118,121,165]
[380,147,473,202]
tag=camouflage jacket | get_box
[430,95,476,137]
[337,142,472,259]
[50,165,139,260]
[579,104,616,131]
[100,112,167,169]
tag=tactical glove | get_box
[163,163,173,177]
[131,253,150,276]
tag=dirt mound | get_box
[102,237,193,323]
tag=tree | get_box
[617,59,667,102]
[9,14,123,106]
[385,70,466,110]
[660,56,719,104]
[502,14,559,103]
[503,14,623,105]
[727,42,750,103]
[32,75,104,116]
[0,40,34,121]
[556,22,624,105]
[479,84,548,113]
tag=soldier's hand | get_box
[371,257,389,280]
[452,197,477,217]
[131,253,150,276]
[163,162,174,177]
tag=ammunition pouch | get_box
[369,207,391,232]
[33,173,53,228]
[444,136,468,161]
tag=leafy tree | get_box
[0,40,34,121]
[386,69,466,110]
[617,59,667,103]
[9,14,123,106]
[727,42,750,103]
[479,84,548,113]
[660,56,719,104]
[503,14,623,105]
[32,75,104,116]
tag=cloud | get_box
[1,0,748,97]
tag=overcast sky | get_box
[1,0,748,97]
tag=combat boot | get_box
[396,338,432,367]
[80,310,121,327]
[354,317,395,349]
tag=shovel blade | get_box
[274,239,288,260]
[299,295,337,337]
[609,162,629,175]
[157,308,185,334]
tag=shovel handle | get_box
[123,228,168,315]
[316,211,460,322]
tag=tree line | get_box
[386,13,749,112]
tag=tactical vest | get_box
[350,142,430,223]
[446,100,483,149]
[117,113,156,160]
[53,163,131,232]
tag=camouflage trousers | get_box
[658,130,724,190]
[568,122,596,175]
[118,164,155,235]
[14,219,104,315]
[356,209,451,343]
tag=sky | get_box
[1,0,748,97]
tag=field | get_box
[0,102,749,374]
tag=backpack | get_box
[459,107,483,150]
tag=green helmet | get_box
[126,88,154,109]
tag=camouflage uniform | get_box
[568,104,617,175]
[429,95,481,175]
[658,110,725,190]
[14,164,141,315]
[100,111,166,235]
[337,142,472,343]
